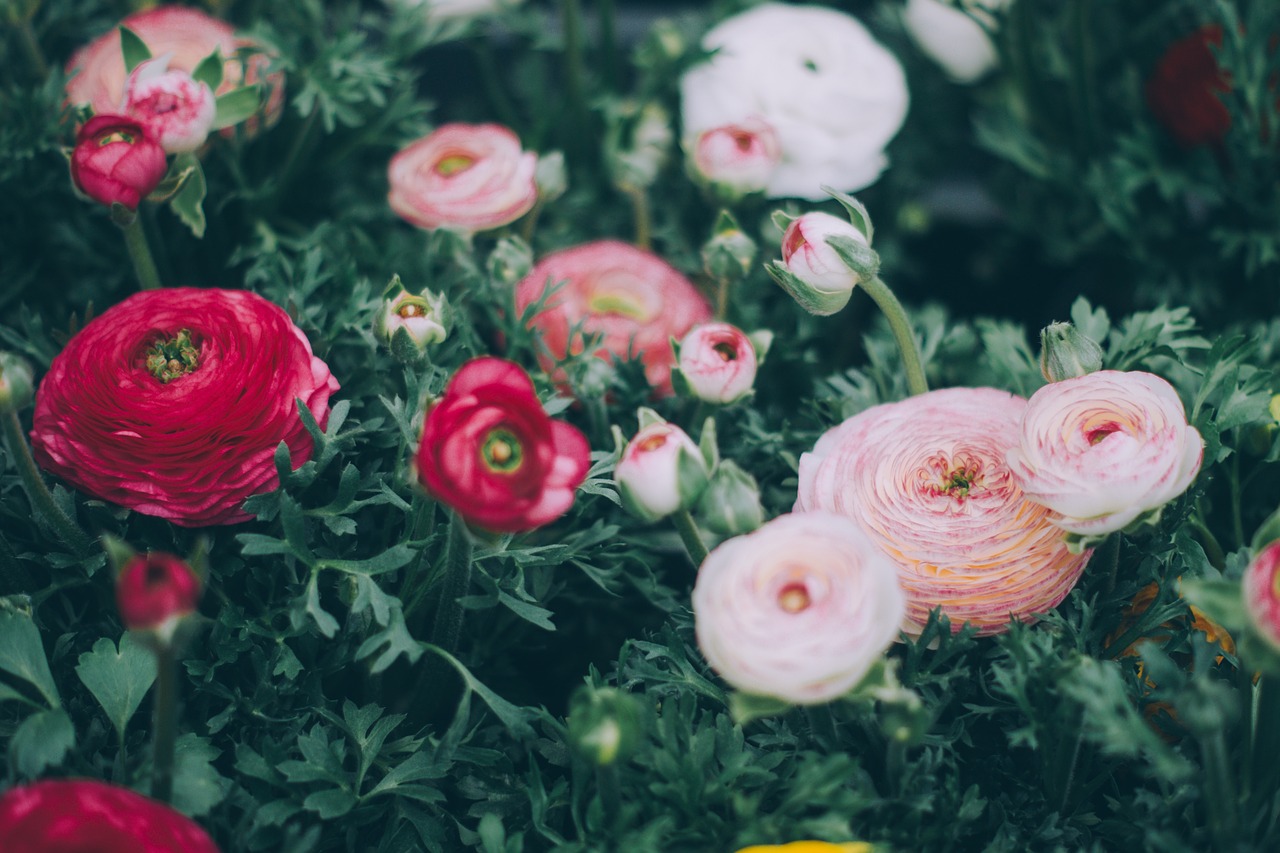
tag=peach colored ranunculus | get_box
[796,387,1091,638]
[514,240,712,396]
[693,511,905,704]
[688,117,781,197]
[1006,370,1204,537]
[388,123,538,234]
[677,322,758,404]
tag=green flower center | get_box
[481,429,523,473]
[145,329,200,384]
[435,155,474,176]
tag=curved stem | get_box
[151,644,178,804]
[670,509,708,568]
[859,276,928,397]
[120,216,162,291]
[2,409,95,557]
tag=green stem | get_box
[152,644,178,804]
[274,109,320,200]
[859,275,928,397]
[471,40,521,129]
[1098,533,1121,595]
[428,513,475,656]
[559,0,589,158]
[715,275,729,320]
[1251,676,1280,814]
[2,409,95,557]
[596,0,619,90]
[120,216,162,291]
[1190,517,1226,571]
[596,762,622,830]
[17,19,49,80]
[1200,727,1238,852]
[670,509,708,568]
[626,186,651,251]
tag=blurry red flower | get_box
[116,552,202,632]
[1146,25,1232,148]
[70,114,167,210]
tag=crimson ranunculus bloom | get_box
[70,114,168,210]
[0,779,220,852]
[31,288,339,527]
[1146,25,1232,149]
[116,552,202,632]
[416,357,590,532]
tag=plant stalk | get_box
[120,216,162,291]
[671,509,708,568]
[626,185,652,251]
[151,644,178,804]
[559,0,589,158]
[860,275,928,397]
[2,408,95,557]
[428,513,475,656]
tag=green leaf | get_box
[355,606,423,674]
[75,634,157,740]
[303,787,358,819]
[1179,578,1248,633]
[212,85,262,131]
[119,26,151,73]
[0,608,60,708]
[0,682,34,705]
[728,691,793,724]
[168,734,231,817]
[320,543,416,576]
[9,708,74,776]
[169,157,207,239]
[421,643,535,738]
[304,572,340,638]
[190,49,223,92]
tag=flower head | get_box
[122,54,216,153]
[770,211,871,316]
[116,552,202,636]
[70,114,168,210]
[676,323,759,404]
[613,421,709,522]
[1244,541,1280,652]
[687,117,781,198]
[375,278,451,361]
[903,0,1008,83]
[1146,25,1232,149]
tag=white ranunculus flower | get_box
[680,3,909,200]
[902,0,1010,84]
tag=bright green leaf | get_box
[119,27,151,73]
[212,85,262,131]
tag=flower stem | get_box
[1098,533,1121,595]
[17,19,49,80]
[715,275,730,320]
[1,408,95,558]
[151,644,178,804]
[120,216,162,291]
[860,275,928,397]
[671,509,708,568]
[429,513,475,657]
[625,186,652,251]
[559,0,589,159]
[1251,676,1280,813]
[596,0,619,90]
[1200,726,1238,852]
[596,762,622,830]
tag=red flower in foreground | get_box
[0,779,220,852]
[1146,25,1232,148]
[31,288,339,527]
[416,357,590,532]
[70,114,168,210]
[117,552,202,632]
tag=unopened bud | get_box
[605,100,673,192]
[375,276,451,363]
[697,460,764,536]
[0,353,35,412]
[702,212,757,282]
[567,686,643,767]
[1039,322,1103,383]
[535,151,567,203]
[613,415,709,522]
[115,551,202,643]
[488,236,534,286]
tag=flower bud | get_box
[0,352,35,412]
[1244,540,1280,653]
[687,118,781,200]
[696,460,764,536]
[1039,322,1104,383]
[567,686,644,767]
[605,100,673,192]
[534,150,568,203]
[115,552,202,640]
[675,323,758,405]
[375,277,451,363]
[488,236,534,286]
[70,114,168,211]
[701,212,757,282]
[614,420,709,522]
[122,54,217,154]
[767,211,878,316]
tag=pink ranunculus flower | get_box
[65,5,284,134]
[776,211,869,315]
[70,114,168,210]
[388,123,538,234]
[677,323,758,404]
[515,241,713,397]
[693,511,905,704]
[796,387,1091,638]
[1006,370,1204,537]
[122,55,216,153]
[1244,540,1280,652]
[614,421,709,522]
[688,117,781,197]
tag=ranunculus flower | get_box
[70,114,168,210]
[1145,25,1232,149]
[773,211,869,316]
[687,117,782,197]
[1244,540,1280,652]
[676,322,758,404]
[903,0,1008,84]
[388,123,538,233]
[693,511,905,703]
[116,552,202,634]
[514,241,713,397]
[121,55,216,153]
[796,387,1091,638]
[614,421,709,522]
[680,3,909,199]
[31,288,339,527]
[375,279,451,361]
[415,357,590,532]
[1006,370,1204,537]
[0,779,220,852]
[65,5,284,133]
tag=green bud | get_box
[696,459,764,536]
[604,99,672,192]
[567,686,644,767]
[0,352,34,412]
[375,276,450,363]
[1039,322,1103,383]
[535,151,567,203]
[488,236,534,286]
[701,211,757,282]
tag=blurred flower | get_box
[736,844,874,853]
[687,117,782,198]
[796,387,1090,637]
[676,322,758,404]
[416,357,590,532]
[121,55,216,153]
[116,551,202,637]
[0,778,220,852]
[701,215,757,282]
[567,686,644,767]
[70,115,168,210]
[693,511,905,703]
[388,122,538,234]
[1146,25,1231,148]
[1007,370,1203,537]
[31,288,338,527]
[604,100,674,192]
[375,277,450,362]
[1244,540,1280,652]
[680,3,908,199]
[770,211,870,316]
[903,0,1008,84]
[614,421,708,522]
[1038,321,1103,383]
[0,352,34,412]
[399,0,524,22]
[515,241,712,396]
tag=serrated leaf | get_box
[305,573,339,638]
[0,608,60,708]
[212,85,262,131]
[75,634,156,740]
[355,606,423,674]
[421,643,535,738]
[728,691,792,724]
[169,158,207,239]
[9,708,74,776]
[167,734,230,817]
[119,26,151,73]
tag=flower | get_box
[375,277,451,362]
[676,323,758,404]
[70,115,168,210]
[0,778,220,852]
[65,5,284,133]
[388,123,538,234]
[1243,540,1280,652]
[514,241,713,396]
[613,421,709,522]
[692,511,905,703]
[1145,25,1232,149]
[121,55,217,154]
[680,3,909,199]
[903,0,1008,84]
[116,552,202,634]
[687,117,782,198]
[0,352,34,412]
[415,357,590,532]
[796,387,1091,637]
[736,844,874,853]
[30,288,339,527]
[771,211,870,316]
[1006,370,1204,537]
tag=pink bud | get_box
[70,114,168,210]
[690,118,781,197]
[116,552,202,634]
[614,423,708,521]
[678,323,758,404]
[122,55,217,153]
[1244,541,1280,652]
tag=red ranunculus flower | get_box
[31,288,339,527]
[416,357,590,532]
[70,114,168,210]
[116,552,202,632]
[0,779,220,852]
[1146,25,1232,148]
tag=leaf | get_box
[119,26,151,73]
[169,157,207,239]
[321,543,416,577]
[0,608,60,708]
[0,682,33,705]
[303,787,357,819]
[304,573,340,639]
[9,708,74,776]
[355,606,423,674]
[421,643,535,738]
[190,50,223,91]
[1179,578,1248,634]
[212,85,262,131]
[75,634,157,740]
[729,691,793,724]
[169,734,231,817]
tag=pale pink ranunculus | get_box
[677,323,758,404]
[614,422,708,522]
[122,55,216,153]
[1244,540,1280,652]
[388,123,538,234]
[689,118,781,196]
[796,387,1091,638]
[1006,370,1204,537]
[514,241,713,396]
[65,6,284,134]
[693,511,905,704]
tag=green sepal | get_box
[822,184,874,244]
[636,406,665,431]
[1251,504,1280,551]
[669,365,692,398]
[212,84,261,131]
[147,156,198,204]
[698,416,719,472]
[770,209,796,232]
[119,26,151,73]
[748,330,773,365]
[168,155,207,238]
[186,536,210,583]
[382,273,407,299]
[609,424,628,458]
[1062,530,1106,555]
[824,234,881,284]
[615,477,661,523]
[729,691,793,724]
[190,49,224,92]
[101,534,137,577]
[675,445,711,508]
[765,261,852,317]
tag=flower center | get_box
[782,225,807,260]
[144,329,200,383]
[732,130,754,152]
[98,129,136,146]
[1086,421,1123,444]
[481,429,523,473]
[711,341,738,362]
[636,432,668,453]
[435,154,474,176]
[924,453,984,501]
[397,299,427,319]
[145,561,169,586]
[588,292,650,320]
[777,582,811,614]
